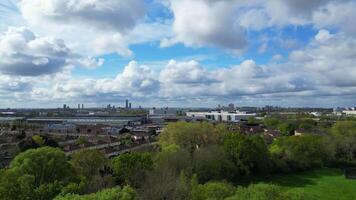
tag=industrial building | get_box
[343,110,356,115]
[149,107,185,116]
[186,110,256,122]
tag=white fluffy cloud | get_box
[3,25,356,105]
[12,0,151,57]
[0,27,103,76]
[96,61,159,95]
[92,33,133,57]
[0,27,70,76]
[315,29,333,43]
[237,0,356,33]
[158,59,305,98]
[9,0,356,57]
[159,60,214,84]
[160,0,356,53]
[289,30,356,87]
[27,61,159,104]
[0,74,32,92]
[265,0,332,25]
[239,9,270,31]
[161,0,247,52]
[18,0,145,32]
[1,0,356,107]
[1,44,356,107]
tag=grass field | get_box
[255,168,356,200]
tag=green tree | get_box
[9,147,72,186]
[112,152,153,187]
[331,121,356,137]
[75,136,87,146]
[0,147,73,200]
[120,133,133,147]
[223,133,271,176]
[140,165,179,200]
[278,122,297,136]
[32,135,45,146]
[140,146,193,199]
[173,170,191,200]
[159,122,227,153]
[270,135,333,172]
[247,117,259,125]
[226,183,306,200]
[298,119,316,131]
[154,144,193,175]
[193,145,234,182]
[190,179,235,200]
[263,117,280,129]
[70,149,113,193]
[330,121,356,163]
[18,135,59,152]
[54,186,138,200]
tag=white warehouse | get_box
[343,110,356,115]
[186,110,256,122]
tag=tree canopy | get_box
[0,147,73,200]
[112,152,153,187]
[70,149,112,193]
[54,186,138,200]
[223,133,271,176]
[159,122,227,152]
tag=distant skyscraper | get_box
[63,104,66,109]
[81,104,84,109]
[78,104,80,109]
[129,102,132,109]
[125,99,129,109]
[228,103,235,110]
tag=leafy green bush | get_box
[190,177,235,200]
[0,147,74,200]
[54,186,138,200]
[224,133,271,176]
[270,135,333,172]
[112,152,153,187]
[226,184,306,200]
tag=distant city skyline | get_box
[1,0,356,108]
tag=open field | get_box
[256,168,356,200]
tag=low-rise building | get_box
[46,124,76,133]
[343,110,356,115]
[186,110,256,122]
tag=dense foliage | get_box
[223,133,271,176]
[70,149,113,193]
[270,135,333,172]
[158,122,226,151]
[112,152,153,187]
[1,117,355,200]
[330,121,356,162]
[0,147,73,200]
[226,184,305,200]
[54,186,138,200]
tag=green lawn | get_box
[257,168,356,200]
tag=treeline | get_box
[1,120,356,200]
[263,114,356,135]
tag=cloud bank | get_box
[0,0,356,107]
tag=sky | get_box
[0,0,356,108]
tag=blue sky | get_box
[0,0,356,108]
